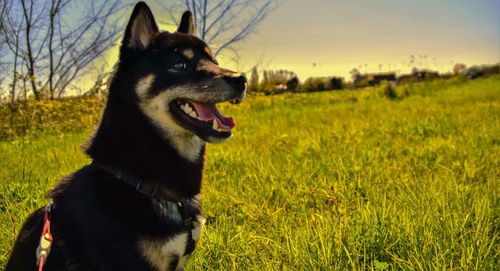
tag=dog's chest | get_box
[139,199,203,271]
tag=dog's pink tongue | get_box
[190,101,236,128]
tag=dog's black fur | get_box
[6,2,246,270]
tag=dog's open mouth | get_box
[169,99,235,141]
[179,100,235,132]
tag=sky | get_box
[222,0,500,79]
[100,0,500,82]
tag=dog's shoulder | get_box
[48,164,104,199]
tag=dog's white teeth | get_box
[189,111,198,118]
[212,119,230,132]
[181,103,195,115]
[213,120,223,132]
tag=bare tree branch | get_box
[157,0,279,58]
[20,0,40,99]
[215,0,273,55]
[1,0,127,100]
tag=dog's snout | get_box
[222,74,246,104]
[223,74,247,92]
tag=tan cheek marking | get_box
[139,89,204,162]
[183,49,194,59]
[135,74,156,98]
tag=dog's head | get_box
[113,2,246,144]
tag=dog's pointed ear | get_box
[122,2,159,51]
[177,11,196,36]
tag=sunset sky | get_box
[101,0,500,82]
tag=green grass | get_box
[1,76,499,270]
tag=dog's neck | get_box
[85,99,205,198]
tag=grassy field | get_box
[1,76,499,270]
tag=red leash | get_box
[36,203,53,271]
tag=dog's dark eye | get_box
[173,61,188,70]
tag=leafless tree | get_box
[249,66,259,92]
[0,0,23,104]
[350,68,361,83]
[0,0,127,100]
[157,0,278,57]
[0,0,9,98]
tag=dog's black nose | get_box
[224,74,247,92]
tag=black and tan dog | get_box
[6,2,246,270]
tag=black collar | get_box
[91,161,183,202]
[91,161,197,256]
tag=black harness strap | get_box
[92,161,197,256]
[179,199,196,255]
[44,203,81,271]
[54,238,80,271]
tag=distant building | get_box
[368,73,397,86]
[273,83,287,91]
[465,64,499,79]
[353,72,396,87]
[412,69,439,80]
[397,69,439,84]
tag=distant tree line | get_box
[247,66,347,94]
[350,63,499,88]
[247,62,500,95]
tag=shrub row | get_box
[0,97,105,140]
[0,75,493,140]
